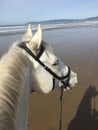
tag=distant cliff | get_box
[84,16,98,21]
[26,16,98,25]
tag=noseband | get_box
[18,42,70,90]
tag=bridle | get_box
[18,42,71,91]
[18,42,71,130]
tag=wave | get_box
[0,21,98,36]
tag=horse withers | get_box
[0,24,77,130]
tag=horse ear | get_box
[30,24,42,49]
[22,24,33,42]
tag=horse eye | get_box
[36,48,40,52]
[35,48,40,54]
[53,59,59,66]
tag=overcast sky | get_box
[0,0,98,25]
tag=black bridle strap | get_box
[59,88,63,130]
[18,42,70,88]
[18,42,70,130]
[37,45,45,59]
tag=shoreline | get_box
[0,21,98,36]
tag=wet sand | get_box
[0,26,98,130]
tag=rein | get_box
[59,88,64,130]
[18,42,71,130]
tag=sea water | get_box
[0,20,98,57]
[0,20,98,35]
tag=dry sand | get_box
[0,27,98,130]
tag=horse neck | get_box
[0,46,32,130]
[15,71,31,130]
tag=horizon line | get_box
[0,16,98,26]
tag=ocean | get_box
[0,20,98,35]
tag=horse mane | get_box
[0,43,31,130]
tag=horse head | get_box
[21,24,78,93]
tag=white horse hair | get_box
[0,24,77,130]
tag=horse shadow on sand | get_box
[68,85,98,130]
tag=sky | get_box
[0,0,98,25]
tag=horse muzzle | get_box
[69,71,78,88]
[60,71,78,91]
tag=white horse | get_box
[0,24,77,130]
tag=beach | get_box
[0,26,98,130]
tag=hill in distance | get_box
[26,16,98,25]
